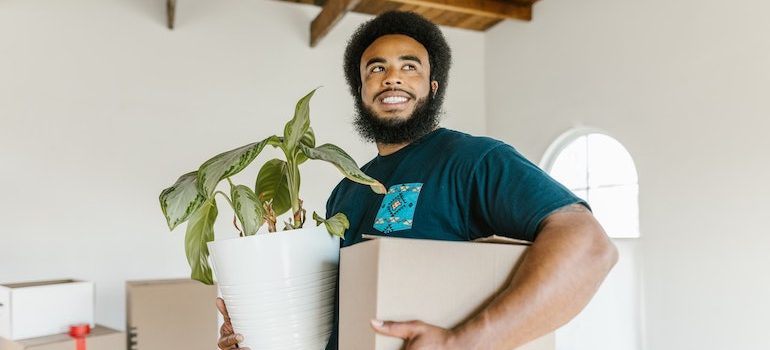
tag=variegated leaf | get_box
[296,127,315,165]
[231,185,264,236]
[283,89,317,153]
[255,159,292,217]
[185,199,218,285]
[160,171,205,231]
[300,143,386,194]
[197,136,279,197]
[313,211,349,239]
[301,126,316,148]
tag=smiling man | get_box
[352,33,441,152]
[217,11,618,350]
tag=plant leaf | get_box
[197,136,279,197]
[231,185,264,236]
[295,127,315,165]
[283,89,317,153]
[301,126,316,148]
[313,211,349,239]
[160,171,205,231]
[185,199,218,285]
[300,143,386,194]
[255,159,292,217]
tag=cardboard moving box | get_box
[126,279,217,350]
[0,279,94,340]
[0,325,124,350]
[339,236,554,350]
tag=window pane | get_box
[588,184,639,238]
[587,134,638,187]
[550,135,588,190]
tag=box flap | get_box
[0,280,80,289]
[361,233,531,246]
[472,235,532,245]
[126,278,203,287]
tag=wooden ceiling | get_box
[304,0,538,46]
[165,0,539,47]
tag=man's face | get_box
[359,34,438,122]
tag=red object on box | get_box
[69,324,91,350]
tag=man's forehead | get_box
[360,34,428,64]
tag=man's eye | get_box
[371,66,384,73]
[403,64,416,70]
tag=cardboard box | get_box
[0,325,124,350]
[126,279,217,350]
[339,236,555,350]
[0,280,94,340]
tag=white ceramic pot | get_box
[208,225,340,350]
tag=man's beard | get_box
[353,92,443,145]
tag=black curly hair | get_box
[343,11,452,102]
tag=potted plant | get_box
[159,88,385,349]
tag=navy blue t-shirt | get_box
[324,128,586,349]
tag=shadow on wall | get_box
[115,0,169,28]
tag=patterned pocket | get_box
[373,183,423,234]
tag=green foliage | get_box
[159,88,384,284]
[160,171,204,231]
[313,212,349,239]
[184,199,217,285]
[255,159,292,217]
[231,185,264,236]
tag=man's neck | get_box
[375,127,439,156]
[376,142,411,156]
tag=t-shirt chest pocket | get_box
[373,183,423,234]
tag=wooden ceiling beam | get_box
[310,0,364,47]
[386,0,533,21]
[167,0,176,30]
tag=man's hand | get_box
[216,298,249,350]
[370,319,466,350]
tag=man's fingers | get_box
[219,320,234,337]
[216,297,230,319]
[217,333,244,350]
[370,319,423,339]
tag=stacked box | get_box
[0,325,124,350]
[126,279,218,350]
[0,280,93,341]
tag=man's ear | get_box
[431,81,439,97]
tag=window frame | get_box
[540,127,641,239]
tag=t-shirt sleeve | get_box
[468,144,588,242]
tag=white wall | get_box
[0,0,485,330]
[486,0,770,349]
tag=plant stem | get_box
[232,215,243,237]
[218,180,244,236]
[284,150,302,228]
[214,190,234,209]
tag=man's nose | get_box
[383,70,402,86]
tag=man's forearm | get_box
[450,205,618,349]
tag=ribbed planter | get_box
[208,225,339,349]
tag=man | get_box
[218,11,617,350]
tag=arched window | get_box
[542,128,643,350]
[541,129,640,238]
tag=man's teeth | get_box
[383,96,408,104]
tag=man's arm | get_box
[372,204,618,349]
